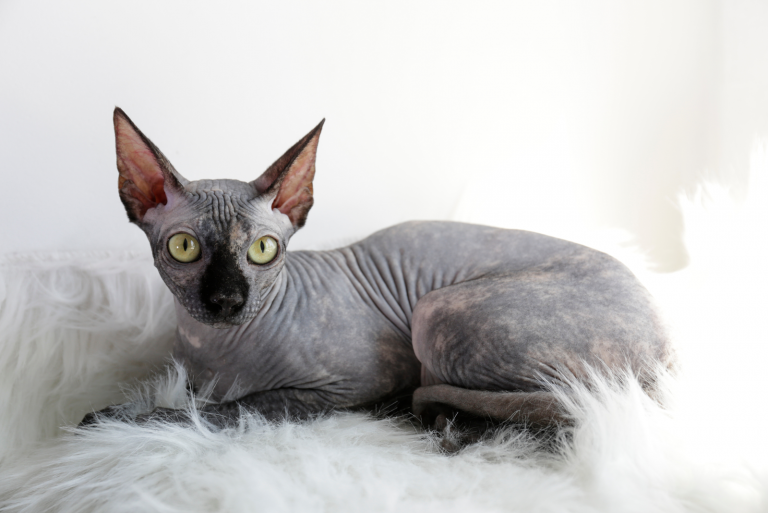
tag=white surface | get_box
[1,1,768,270]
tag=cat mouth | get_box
[183,302,260,328]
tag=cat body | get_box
[89,109,671,428]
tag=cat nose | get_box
[210,292,244,316]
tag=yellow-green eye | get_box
[248,236,278,264]
[168,233,201,263]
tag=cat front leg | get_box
[197,388,336,427]
[79,388,337,428]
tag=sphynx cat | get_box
[81,108,672,433]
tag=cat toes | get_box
[77,404,128,428]
[78,411,100,428]
[415,406,496,453]
[415,409,468,453]
[433,413,449,431]
[134,407,191,425]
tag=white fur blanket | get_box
[2,148,768,512]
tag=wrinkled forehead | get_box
[184,179,263,226]
[185,179,259,205]
[154,179,282,241]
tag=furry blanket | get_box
[2,146,768,512]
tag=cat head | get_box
[113,108,323,328]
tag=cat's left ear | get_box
[251,119,324,229]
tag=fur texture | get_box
[2,142,768,511]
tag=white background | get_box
[1,0,767,271]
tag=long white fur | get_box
[1,142,768,511]
[0,252,175,457]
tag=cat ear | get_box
[251,119,324,229]
[113,107,188,224]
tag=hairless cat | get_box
[80,109,672,436]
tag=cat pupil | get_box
[183,238,188,251]
[260,240,265,252]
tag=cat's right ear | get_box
[113,107,188,224]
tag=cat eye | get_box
[168,233,201,263]
[248,236,278,265]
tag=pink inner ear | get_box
[115,117,168,215]
[272,142,317,222]
[119,175,167,215]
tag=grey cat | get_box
[81,108,672,433]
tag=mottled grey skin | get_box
[81,109,672,431]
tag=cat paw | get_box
[134,407,192,425]
[77,405,128,428]
[78,405,195,429]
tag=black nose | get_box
[199,247,250,320]
[209,292,244,317]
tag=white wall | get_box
[1,0,766,271]
[720,0,768,194]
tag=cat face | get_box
[143,179,292,328]
[113,108,323,328]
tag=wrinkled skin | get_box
[80,109,672,435]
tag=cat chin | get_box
[203,312,256,329]
[180,307,258,329]
[207,320,248,329]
